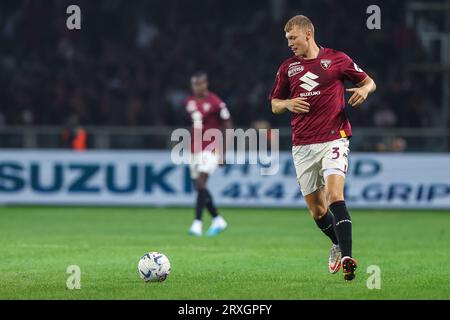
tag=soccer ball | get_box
[138,252,171,282]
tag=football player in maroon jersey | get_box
[270,15,376,280]
[185,72,233,236]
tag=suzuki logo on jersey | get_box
[202,103,211,112]
[299,72,320,92]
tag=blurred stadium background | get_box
[0,0,449,152]
[0,0,449,300]
[1,0,450,207]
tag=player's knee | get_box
[309,204,328,219]
[327,190,344,204]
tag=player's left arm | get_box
[219,103,233,166]
[346,76,377,107]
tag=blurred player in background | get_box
[270,15,376,280]
[185,72,233,236]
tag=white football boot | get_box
[342,256,358,281]
[328,244,342,274]
[206,216,227,236]
[189,219,202,237]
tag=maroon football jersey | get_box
[185,92,231,153]
[269,47,368,146]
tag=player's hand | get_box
[346,87,369,107]
[286,97,310,114]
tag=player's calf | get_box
[314,210,339,245]
[329,200,352,260]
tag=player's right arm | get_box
[271,98,310,114]
[269,63,310,115]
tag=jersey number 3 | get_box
[332,147,340,159]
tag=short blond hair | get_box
[284,15,315,34]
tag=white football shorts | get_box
[292,138,350,196]
[189,151,220,180]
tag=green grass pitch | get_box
[0,206,449,300]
